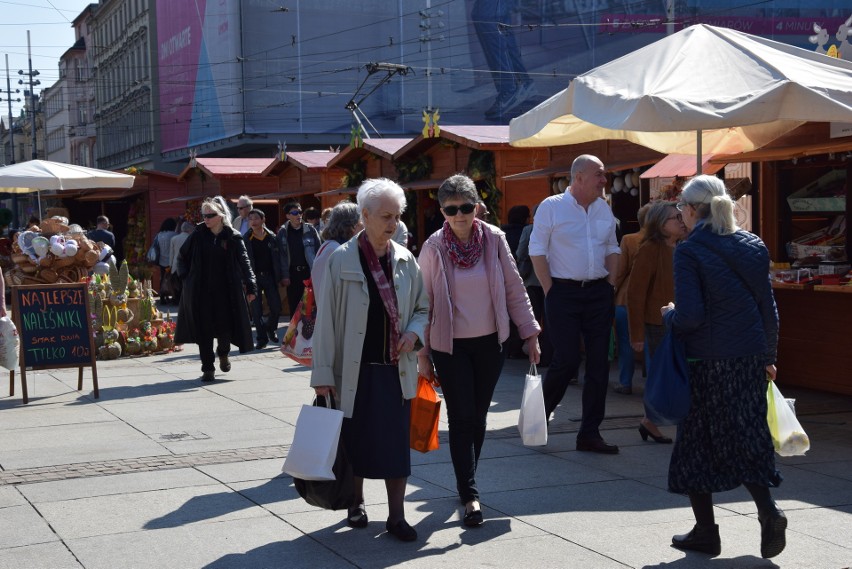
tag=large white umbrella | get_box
[0,160,136,219]
[509,24,852,172]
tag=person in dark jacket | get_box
[175,197,257,382]
[244,208,283,349]
[500,204,530,259]
[664,175,783,559]
[276,201,321,316]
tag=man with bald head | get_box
[529,154,621,454]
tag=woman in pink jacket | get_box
[417,174,540,528]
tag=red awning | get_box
[640,154,724,179]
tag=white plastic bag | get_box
[0,316,19,371]
[518,363,548,446]
[766,381,810,457]
[282,396,344,481]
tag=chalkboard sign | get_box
[10,282,98,403]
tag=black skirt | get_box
[341,363,411,479]
[668,354,782,494]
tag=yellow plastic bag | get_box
[766,381,810,457]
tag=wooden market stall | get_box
[503,140,665,234]
[391,125,551,246]
[712,122,852,395]
[261,151,343,228]
[319,138,412,209]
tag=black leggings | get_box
[689,483,777,526]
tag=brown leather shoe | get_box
[576,438,619,454]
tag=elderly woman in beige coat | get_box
[311,178,429,543]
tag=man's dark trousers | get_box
[543,279,614,440]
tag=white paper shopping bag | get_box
[518,364,548,446]
[282,397,344,481]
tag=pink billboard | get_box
[157,0,242,152]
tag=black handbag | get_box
[292,396,355,511]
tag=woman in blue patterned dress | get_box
[663,175,784,559]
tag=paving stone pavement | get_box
[1,342,851,569]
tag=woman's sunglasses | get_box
[442,203,476,216]
[202,212,219,219]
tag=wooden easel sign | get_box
[10,282,99,404]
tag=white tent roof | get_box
[0,160,135,191]
[510,24,852,156]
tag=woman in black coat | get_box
[175,197,257,381]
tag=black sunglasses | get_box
[442,203,476,216]
[288,209,303,215]
[202,212,219,219]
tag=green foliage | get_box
[394,155,432,184]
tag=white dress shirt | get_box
[528,190,620,280]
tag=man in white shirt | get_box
[529,154,621,454]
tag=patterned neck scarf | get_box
[442,218,484,269]
[357,232,401,363]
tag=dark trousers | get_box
[526,285,553,366]
[543,280,614,440]
[431,333,505,503]
[286,266,311,316]
[198,317,232,373]
[251,272,282,342]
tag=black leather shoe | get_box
[672,524,721,556]
[219,354,231,372]
[385,519,417,542]
[254,341,268,351]
[201,371,215,382]
[268,330,279,344]
[576,438,619,454]
[759,509,787,559]
[463,509,483,527]
[347,504,368,529]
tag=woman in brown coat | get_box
[627,201,687,443]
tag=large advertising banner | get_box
[159,0,852,152]
[157,0,243,152]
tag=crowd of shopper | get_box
[162,157,783,558]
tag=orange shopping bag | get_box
[410,374,441,453]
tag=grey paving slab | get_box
[0,541,82,569]
[37,484,265,540]
[128,409,288,437]
[66,515,345,569]
[0,403,117,429]
[96,393,251,420]
[18,468,217,504]
[0,421,169,470]
[281,498,625,569]
[0,486,26,508]
[795,458,852,482]
[0,504,60,549]
[156,425,294,454]
[786,503,852,550]
[196,458,285,484]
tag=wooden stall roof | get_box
[263,151,339,176]
[75,188,146,201]
[328,138,412,168]
[158,194,205,204]
[394,125,511,159]
[177,157,276,180]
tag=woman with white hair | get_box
[311,179,429,542]
[175,197,257,382]
[312,201,362,298]
[663,175,783,559]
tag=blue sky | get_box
[0,0,92,122]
